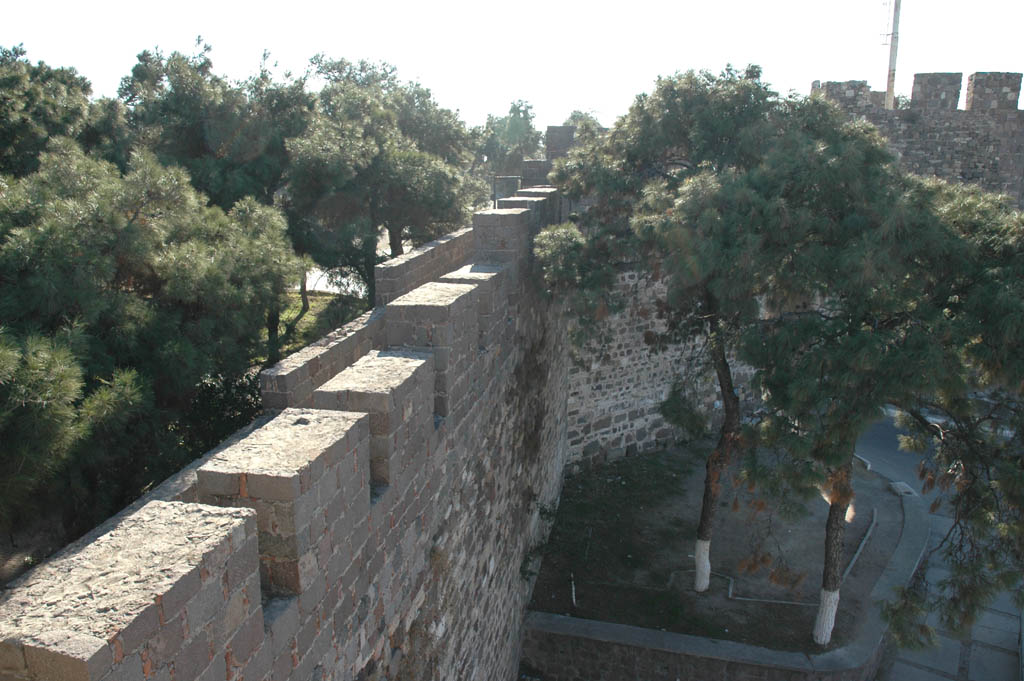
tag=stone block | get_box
[262,597,298,658]
[147,616,186,668]
[521,159,553,188]
[240,641,272,681]
[385,283,479,420]
[966,72,1022,111]
[497,196,547,212]
[196,408,368,597]
[374,227,474,305]
[259,310,385,405]
[227,609,264,667]
[115,604,159,660]
[22,632,112,681]
[545,126,576,160]
[170,632,211,681]
[911,72,963,111]
[0,641,27,676]
[517,186,560,199]
[471,208,529,229]
[98,654,144,681]
[314,350,434,501]
[160,566,202,624]
[270,647,293,681]
[0,502,254,681]
[439,263,508,321]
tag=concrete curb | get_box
[523,491,930,679]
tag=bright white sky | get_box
[3,0,1021,129]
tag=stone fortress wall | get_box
[560,69,1024,467]
[563,271,755,466]
[0,189,571,681]
[813,71,1024,207]
[3,70,1018,681]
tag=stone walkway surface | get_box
[874,507,1021,681]
[854,418,1022,681]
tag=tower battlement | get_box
[814,70,1024,207]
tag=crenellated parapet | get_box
[911,72,962,110]
[814,70,1024,207]
[0,187,570,681]
[966,72,1022,111]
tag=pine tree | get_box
[540,66,779,592]
[878,181,1024,642]
[539,67,1024,645]
[741,165,1023,644]
[0,139,300,531]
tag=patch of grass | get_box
[542,448,703,583]
[257,292,370,365]
[285,292,369,354]
[528,444,883,652]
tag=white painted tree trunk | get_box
[694,539,711,592]
[813,588,841,645]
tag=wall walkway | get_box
[0,189,569,681]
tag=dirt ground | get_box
[0,512,67,586]
[527,444,904,652]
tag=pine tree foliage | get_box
[0,331,85,525]
[280,57,485,301]
[877,182,1024,641]
[0,139,300,531]
[733,129,1024,642]
[538,65,1024,643]
[478,100,543,176]
[0,45,92,177]
[117,44,315,212]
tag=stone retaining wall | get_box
[0,189,570,681]
[520,495,930,681]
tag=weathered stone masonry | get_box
[814,71,1024,207]
[561,71,1024,465]
[565,271,755,466]
[4,77,1008,681]
[0,189,569,681]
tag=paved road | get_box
[860,419,1022,681]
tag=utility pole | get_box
[885,0,902,109]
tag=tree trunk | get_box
[266,305,281,366]
[813,588,842,646]
[298,269,309,314]
[388,225,404,257]
[694,293,742,592]
[813,463,853,645]
[282,270,309,343]
[364,253,376,307]
[366,202,380,305]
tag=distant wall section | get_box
[813,71,1024,207]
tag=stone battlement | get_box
[814,71,1023,113]
[812,70,1024,207]
[0,189,570,681]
